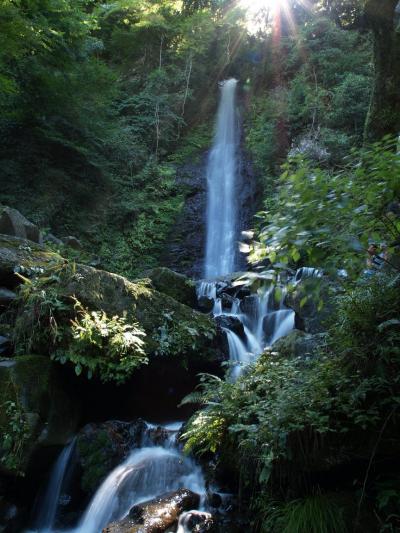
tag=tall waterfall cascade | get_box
[205,78,240,279]
[201,78,295,377]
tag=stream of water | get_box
[30,79,296,532]
[205,78,239,279]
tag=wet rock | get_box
[76,419,147,496]
[272,329,326,359]
[144,267,197,308]
[220,293,235,311]
[61,236,82,249]
[0,206,42,244]
[206,492,222,509]
[239,294,259,315]
[215,315,245,339]
[0,336,12,356]
[0,287,16,307]
[103,488,200,533]
[0,355,78,477]
[197,296,214,313]
[177,510,214,532]
[0,499,25,533]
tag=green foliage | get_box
[13,265,148,384]
[53,299,147,384]
[183,270,400,527]
[0,397,30,474]
[260,494,348,533]
[153,311,215,361]
[250,137,400,278]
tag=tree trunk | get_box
[364,0,400,141]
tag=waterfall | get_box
[197,282,294,378]
[205,78,239,278]
[70,422,205,533]
[32,438,76,533]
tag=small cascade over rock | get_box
[32,438,76,533]
[197,279,295,377]
[27,422,207,533]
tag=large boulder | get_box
[103,489,200,533]
[76,420,146,496]
[2,236,219,383]
[143,267,197,309]
[0,207,42,244]
[0,235,63,288]
[62,264,217,362]
[284,277,339,334]
[0,355,78,477]
[272,329,326,359]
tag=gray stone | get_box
[61,236,82,249]
[44,233,64,246]
[0,206,42,243]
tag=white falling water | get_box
[70,422,205,533]
[205,78,239,279]
[32,438,76,533]
[197,282,295,378]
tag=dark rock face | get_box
[76,420,146,496]
[103,488,200,533]
[161,147,257,279]
[215,315,245,339]
[0,356,78,478]
[0,207,42,244]
[285,277,339,334]
[160,157,208,279]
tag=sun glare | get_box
[239,0,304,34]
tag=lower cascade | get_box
[28,423,208,533]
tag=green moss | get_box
[142,267,197,308]
[77,430,114,493]
[0,355,77,475]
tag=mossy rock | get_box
[0,355,78,476]
[0,234,63,288]
[272,329,326,359]
[142,267,197,308]
[76,419,146,496]
[61,264,216,362]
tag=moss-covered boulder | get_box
[62,264,217,362]
[76,420,146,496]
[0,234,63,287]
[0,355,78,476]
[143,267,197,308]
[272,329,326,359]
[3,236,219,384]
